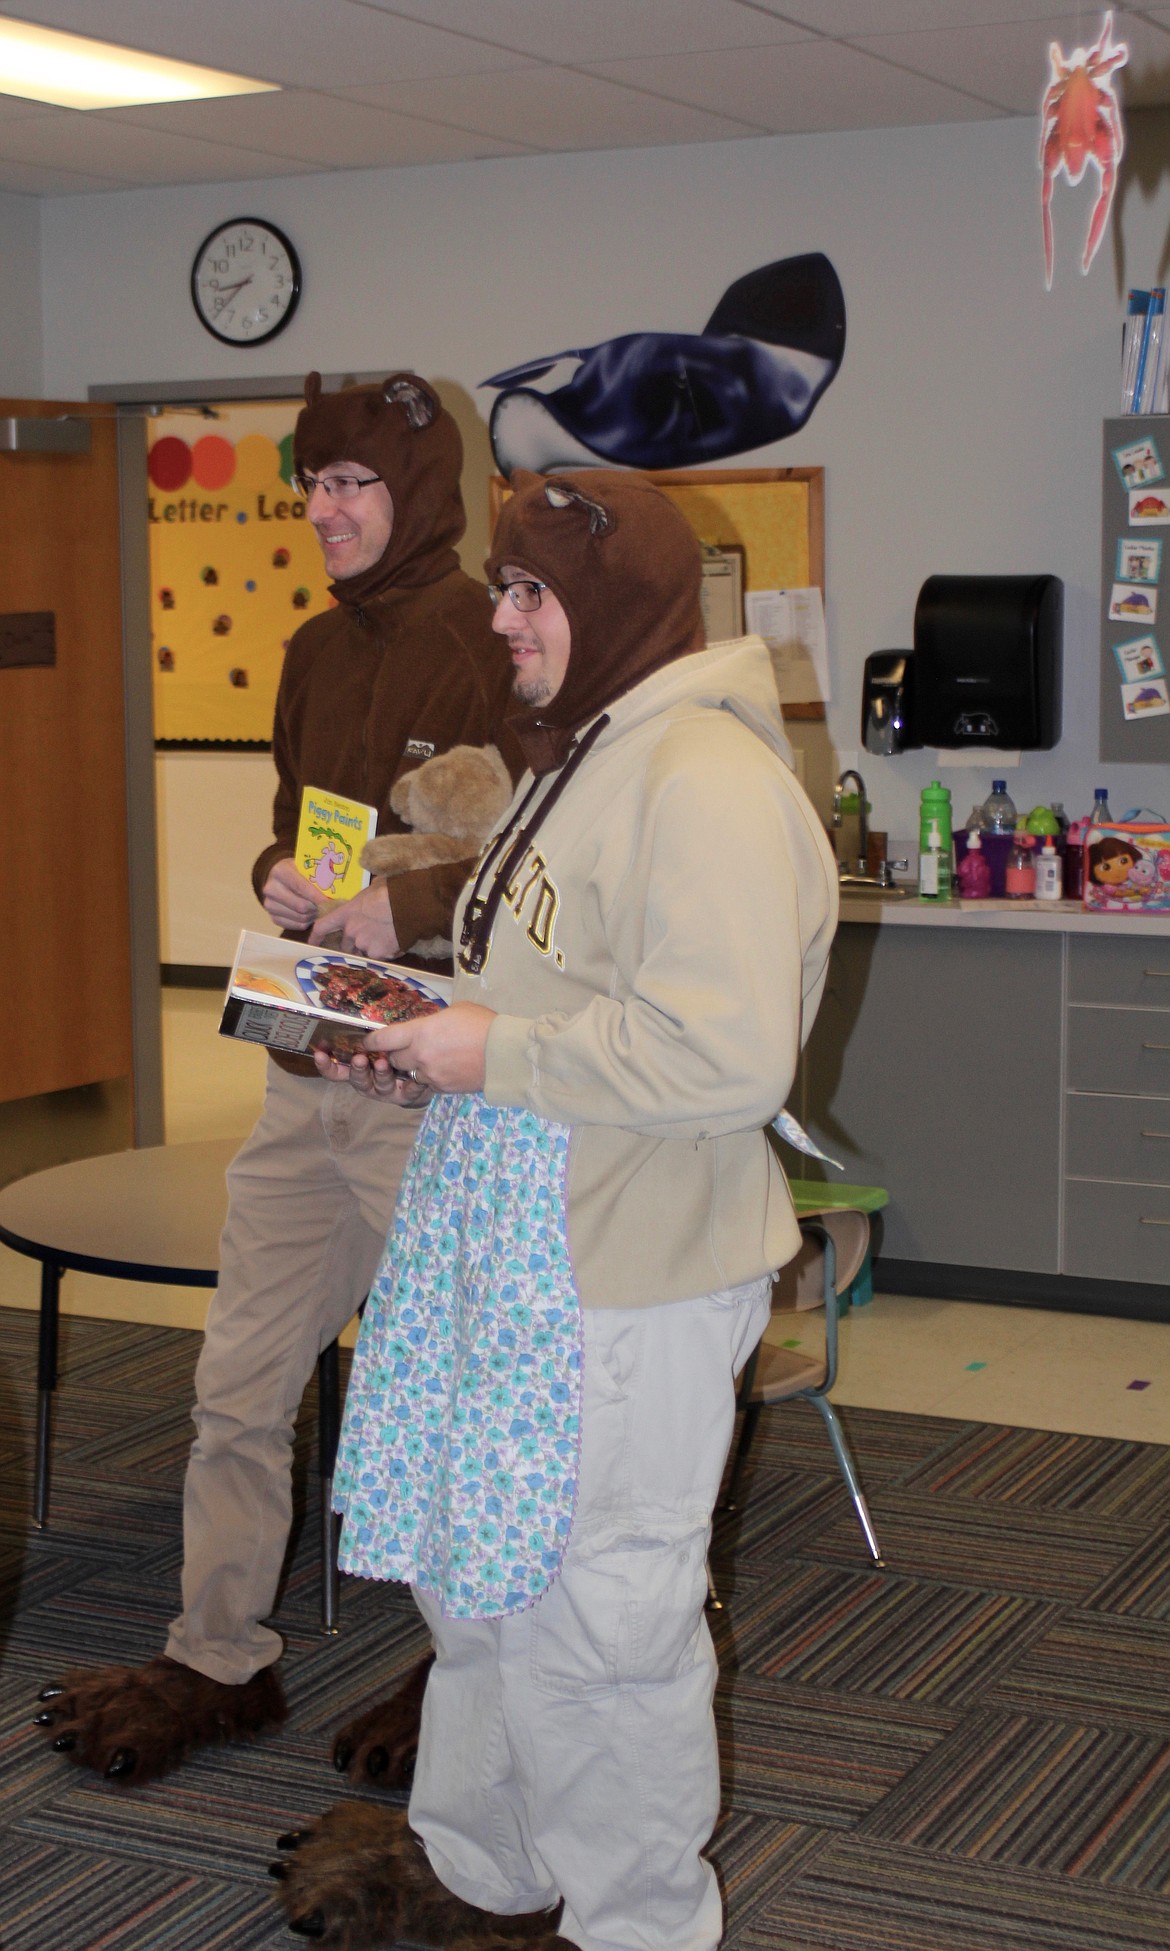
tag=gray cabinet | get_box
[1063,936,1170,1285]
[800,921,1170,1302]
[801,924,1063,1272]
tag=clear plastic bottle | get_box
[1064,817,1089,899]
[965,803,988,832]
[981,779,1018,834]
[1090,787,1114,828]
[1005,833,1036,898]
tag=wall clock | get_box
[190,217,301,347]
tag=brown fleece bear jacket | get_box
[251,570,521,1075]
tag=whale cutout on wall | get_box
[481,252,846,476]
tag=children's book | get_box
[294,786,377,903]
[220,930,450,1056]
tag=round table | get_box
[0,1137,344,1631]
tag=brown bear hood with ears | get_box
[294,371,466,604]
[486,469,704,774]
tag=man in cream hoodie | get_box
[278,470,838,1951]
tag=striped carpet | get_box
[3,1308,1170,1949]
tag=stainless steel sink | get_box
[837,875,912,900]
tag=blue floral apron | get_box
[332,1093,582,1620]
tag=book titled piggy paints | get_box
[220,931,450,1056]
[294,786,377,903]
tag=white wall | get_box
[37,116,1170,950]
[0,190,41,396]
[154,751,279,965]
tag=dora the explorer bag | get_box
[1084,810,1170,912]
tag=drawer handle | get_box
[1139,1216,1170,1227]
[1144,969,1170,978]
[1142,1130,1170,1140]
[1142,1042,1170,1052]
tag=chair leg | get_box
[33,1262,62,1531]
[720,1399,763,1514]
[317,1339,342,1635]
[811,1393,884,1567]
[705,1558,722,1612]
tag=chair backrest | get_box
[773,1208,870,1309]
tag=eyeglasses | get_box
[292,471,383,501]
[488,578,546,613]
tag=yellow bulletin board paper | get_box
[295,786,376,902]
[149,402,333,744]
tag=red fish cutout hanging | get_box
[1040,11,1128,288]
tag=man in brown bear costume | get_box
[35,372,517,1786]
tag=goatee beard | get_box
[513,673,552,707]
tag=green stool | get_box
[789,1180,888,1311]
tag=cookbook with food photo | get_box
[219,930,450,1055]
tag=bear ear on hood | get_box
[303,371,322,408]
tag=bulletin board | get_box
[1100,416,1170,763]
[148,401,332,745]
[490,467,826,718]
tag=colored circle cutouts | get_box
[149,437,191,491]
[191,435,236,491]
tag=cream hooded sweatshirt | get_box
[455,634,839,1311]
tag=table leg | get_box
[317,1339,341,1636]
[34,1261,62,1530]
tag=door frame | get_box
[92,375,379,1147]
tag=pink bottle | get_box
[1005,832,1037,898]
[956,829,992,898]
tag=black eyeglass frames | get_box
[487,578,546,613]
[292,471,383,501]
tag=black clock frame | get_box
[190,216,302,348]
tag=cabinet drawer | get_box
[1067,1007,1170,1096]
[1069,935,1170,1007]
[1066,1094,1170,1186]
[1063,1178,1170,1285]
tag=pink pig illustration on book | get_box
[308,838,349,894]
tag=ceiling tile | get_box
[361,0,813,64]
[0,88,59,121]
[0,0,537,88]
[340,65,764,148]
[583,37,1001,133]
[851,12,1170,117]
[0,152,125,192]
[758,2,1095,32]
[0,106,312,184]
[104,88,533,168]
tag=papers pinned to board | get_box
[744,586,831,706]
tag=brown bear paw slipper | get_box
[271,1802,569,1949]
[34,1655,287,1785]
[330,1652,432,1789]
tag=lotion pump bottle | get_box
[956,829,992,898]
[919,819,952,900]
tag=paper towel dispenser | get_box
[912,574,1062,750]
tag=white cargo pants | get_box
[409,1275,773,1951]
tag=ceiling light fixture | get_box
[0,15,278,111]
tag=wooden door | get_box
[0,399,133,1104]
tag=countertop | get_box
[838,894,1170,936]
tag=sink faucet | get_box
[832,768,868,876]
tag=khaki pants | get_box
[166,1062,420,1684]
[409,1277,773,1951]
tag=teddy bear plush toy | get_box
[359,743,514,956]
